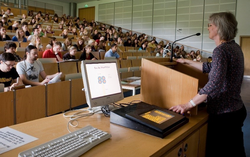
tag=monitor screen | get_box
[81,60,124,108]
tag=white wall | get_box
[77,0,124,20]
[235,0,250,44]
[31,0,70,16]
[77,0,249,55]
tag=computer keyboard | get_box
[18,125,111,157]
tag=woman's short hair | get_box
[209,12,238,41]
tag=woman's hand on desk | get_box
[169,102,193,114]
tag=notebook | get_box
[48,72,62,84]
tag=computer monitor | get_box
[81,60,124,109]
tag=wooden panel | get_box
[132,52,143,57]
[118,46,125,52]
[141,59,198,115]
[16,51,25,60]
[40,37,51,45]
[38,51,43,58]
[75,51,82,59]
[100,51,106,60]
[120,60,132,68]
[133,71,141,77]
[78,7,95,22]
[240,36,250,75]
[21,9,28,16]
[131,59,141,67]
[15,86,46,124]
[58,61,78,80]
[0,91,14,128]
[71,78,87,108]
[40,63,58,81]
[125,47,134,51]
[28,6,36,12]
[47,81,70,116]
[20,42,29,48]
[122,52,133,59]
[92,51,100,60]
[182,129,200,157]
[46,9,54,15]
[198,124,208,157]
[146,57,170,63]
[162,143,183,157]
[121,72,133,79]
[174,63,208,89]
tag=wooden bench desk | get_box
[2,95,208,157]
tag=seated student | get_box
[5,8,13,16]
[60,29,68,39]
[36,24,45,37]
[138,42,147,51]
[0,26,11,41]
[12,28,27,42]
[63,46,77,60]
[27,27,39,41]
[79,45,96,61]
[45,37,56,50]
[4,42,21,62]
[42,41,63,62]
[147,40,156,48]
[195,50,202,62]
[29,35,43,52]
[104,43,121,60]
[45,25,54,35]
[7,20,19,31]
[71,27,78,36]
[155,48,165,57]
[73,38,85,51]
[16,45,59,86]
[21,22,30,37]
[1,16,9,27]
[61,38,72,51]
[0,53,23,92]
[124,38,132,47]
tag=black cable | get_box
[100,100,141,117]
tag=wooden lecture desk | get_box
[2,95,208,157]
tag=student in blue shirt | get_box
[12,28,27,42]
[104,44,121,60]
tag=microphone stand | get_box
[170,33,200,62]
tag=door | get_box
[240,36,250,75]
[78,7,95,23]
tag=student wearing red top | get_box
[42,41,63,62]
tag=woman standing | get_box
[170,12,246,157]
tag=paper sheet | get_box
[0,127,38,154]
[129,80,141,85]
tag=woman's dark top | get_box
[63,52,76,60]
[0,34,11,41]
[79,52,95,60]
[199,40,244,115]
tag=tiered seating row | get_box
[0,78,86,128]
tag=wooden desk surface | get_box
[2,95,208,157]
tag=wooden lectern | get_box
[140,58,208,115]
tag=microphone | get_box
[170,33,201,62]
